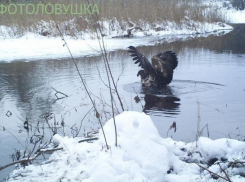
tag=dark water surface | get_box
[0,24,245,180]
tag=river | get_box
[0,24,245,181]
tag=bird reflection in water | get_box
[144,94,180,110]
[137,86,181,116]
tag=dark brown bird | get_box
[128,46,178,87]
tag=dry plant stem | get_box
[199,102,224,114]
[94,27,117,147]
[90,92,120,114]
[78,137,99,143]
[199,124,209,138]
[0,125,25,148]
[166,122,177,138]
[44,117,55,135]
[0,137,98,172]
[98,24,125,112]
[0,138,48,171]
[132,87,143,108]
[88,0,118,147]
[51,86,68,104]
[27,141,38,161]
[76,106,93,137]
[218,163,232,182]
[88,0,125,112]
[196,163,231,181]
[196,99,201,147]
[0,152,41,172]
[95,62,110,89]
[47,10,109,149]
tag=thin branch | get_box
[196,99,201,147]
[218,163,232,182]
[76,107,93,137]
[0,153,41,172]
[46,4,109,149]
[132,87,144,109]
[0,137,99,172]
[88,0,124,112]
[0,125,26,148]
[51,86,68,104]
[196,163,231,181]
[94,21,118,147]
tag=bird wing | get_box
[154,51,178,70]
[128,46,156,74]
[151,51,178,85]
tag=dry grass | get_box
[0,0,226,37]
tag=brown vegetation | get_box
[0,0,226,37]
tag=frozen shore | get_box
[8,111,245,182]
[0,20,233,62]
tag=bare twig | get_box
[85,0,120,147]
[218,163,232,182]
[51,86,68,104]
[196,99,201,147]
[0,137,99,172]
[196,163,231,181]
[45,4,109,149]
[166,122,177,138]
[132,87,143,109]
[199,102,224,114]
[88,0,124,112]
[199,124,209,138]
[76,106,93,137]
[0,125,25,148]
[0,153,41,172]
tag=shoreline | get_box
[0,21,233,62]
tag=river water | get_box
[0,24,245,180]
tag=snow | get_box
[0,0,244,62]
[0,20,233,62]
[206,0,245,24]
[8,111,245,182]
[0,33,147,62]
[1,2,245,181]
[224,9,245,23]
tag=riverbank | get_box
[2,0,245,62]
[7,111,245,182]
[1,1,245,181]
[0,22,233,62]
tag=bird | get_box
[128,46,178,87]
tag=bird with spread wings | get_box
[128,46,178,87]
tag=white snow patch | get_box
[8,111,245,182]
[206,0,245,23]
[0,20,233,62]
[224,9,245,23]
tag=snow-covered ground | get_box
[8,111,245,182]
[204,0,245,23]
[0,1,244,62]
[2,2,245,181]
[224,9,245,23]
[0,21,233,62]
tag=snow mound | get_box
[8,111,245,182]
[225,10,245,23]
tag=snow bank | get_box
[8,111,245,182]
[207,0,245,24]
[224,9,245,23]
[0,20,233,62]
